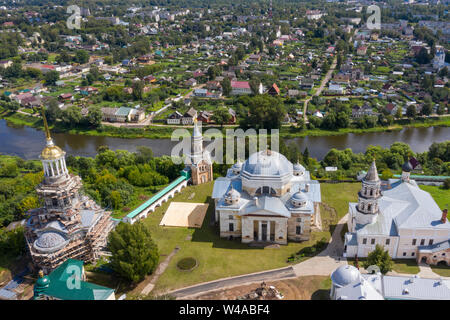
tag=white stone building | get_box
[343,160,450,259]
[212,150,321,245]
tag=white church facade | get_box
[212,150,321,245]
[344,160,450,260]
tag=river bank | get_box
[1,107,449,140]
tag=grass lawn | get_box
[430,264,450,277]
[418,185,450,210]
[347,258,420,274]
[321,183,360,219]
[130,181,360,294]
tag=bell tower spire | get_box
[355,160,381,225]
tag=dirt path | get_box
[139,247,180,295]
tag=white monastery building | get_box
[344,160,450,259]
[212,150,321,245]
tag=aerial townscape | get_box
[0,0,449,306]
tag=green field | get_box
[121,181,360,294]
[419,185,450,210]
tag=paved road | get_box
[169,266,297,299]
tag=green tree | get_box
[212,108,231,127]
[108,222,159,283]
[221,77,231,96]
[61,106,82,127]
[44,70,59,86]
[406,105,417,119]
[86,106,102,127]
[75,50,89,64]
[363,244,394,274]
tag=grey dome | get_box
[292,191,308,202]
[34,232,68,253]
[232,160,243,173]
[331,265,361,288]
[226,187,240,201]
[242,150,293,177]
[402,161,412,172]
[293,162,305,172]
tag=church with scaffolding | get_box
[24,111,115,273]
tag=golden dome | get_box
[40,141,65,160]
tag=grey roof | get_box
[382,275,450,300]
[80,210,96,228]
[34,232,68,253]
[364,161,380,182]
[402,161,413,172]
[335,277,384,300]
[242,150,292,178]
[243,196,290,218]
[345,232,358,246]
[418,240,450,254]
[212,177,242,199]
[331,265,361,288]
[353,181,450,236]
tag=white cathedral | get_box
[344,160,450,259]
[212,150,321,244]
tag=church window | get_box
[370,189,373,196]
[368,204,372,211]
[229,223,234,232]
[412,239,417,245]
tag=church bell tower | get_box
[355,160,381,225]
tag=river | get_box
[0,119,449,160]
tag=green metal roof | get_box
[115,106,132,117]
[35,259,114,300]
[125,176,187,220]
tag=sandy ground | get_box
[191,276,330,300]
[160,202,208,228]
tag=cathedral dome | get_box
[291,191,308,207]
[232,160,243,174]
[293,162,305,176]
[225,187,240,204]
[34,232,68,253]
[331,265,361,288]
[402,161,412,172]
[41,144,64,160]
[242,150,293,178]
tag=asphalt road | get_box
[169,266,297,299]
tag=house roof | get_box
[36,259,114,300]
[231,81,250,89]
